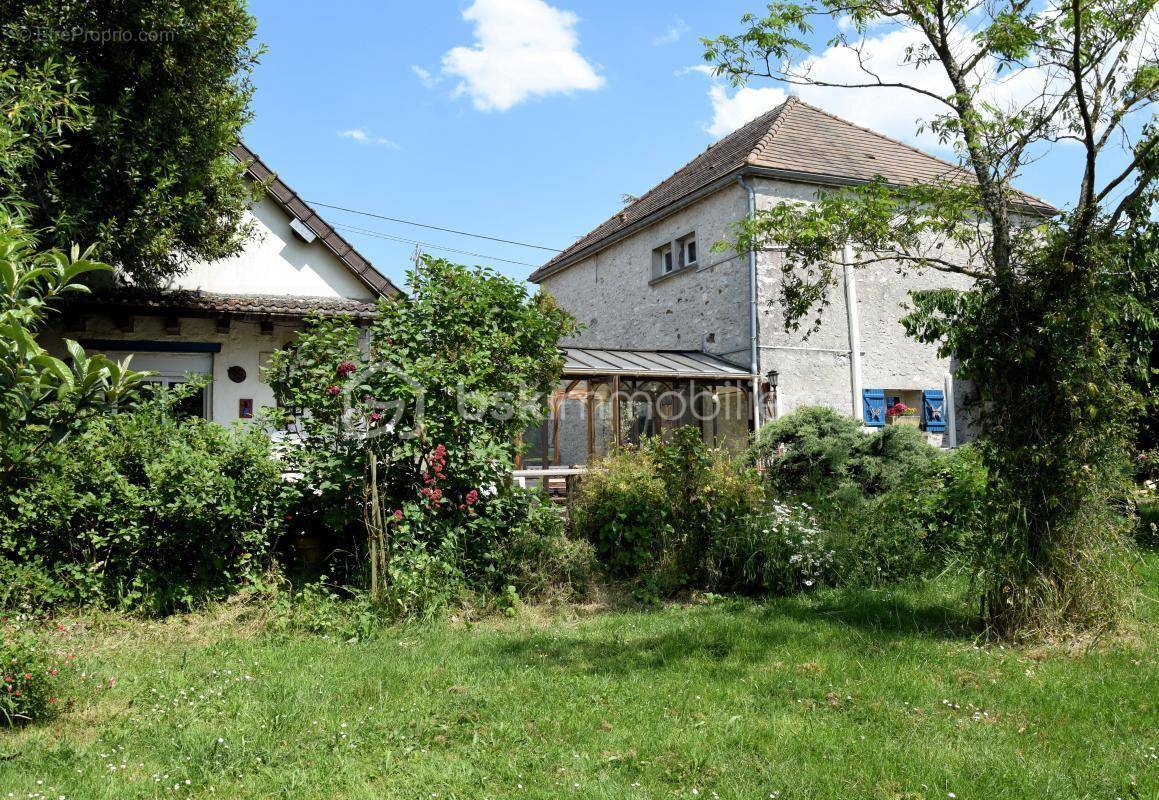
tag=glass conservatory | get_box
[514,348,756,495]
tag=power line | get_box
[329,221,540,267]
[308,200,562,253]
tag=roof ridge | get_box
[745,96,796,166]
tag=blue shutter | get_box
[922,389,947,432]
[862,389,886,428]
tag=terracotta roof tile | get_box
[531,97,1054,281]
[69,289,381,320]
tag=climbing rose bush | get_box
[268,257,576,614]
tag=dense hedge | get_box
[0,394,288,613]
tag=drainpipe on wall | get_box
[842,242,864,421]
[738,175,761,429]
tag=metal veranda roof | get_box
[561,348,752,380]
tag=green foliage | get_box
[0,214,147,475]
[0,389,289,613]
[268,257,577,616]
[569,446,671,577]
[708,0,1158,636]
[707,499,834,594]
[749,406,939,497]
[0,0,262,285]
[0,619,76,727]
[571,427,765,594]
[271,578,380,642]
[493,496,597,602]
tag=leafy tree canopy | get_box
[706,0,1158,636]
[0,0,262,286]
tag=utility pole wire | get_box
[308,200,563,253]
[332,223,542,268]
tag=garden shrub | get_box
[749,406,939,497]
[571,427,764,594]
[495,493,597,602]
[267,257,577,617]
[0,389,289,613]
[567,446,670,577]
[707,499,834,594]
[1,619,77,727]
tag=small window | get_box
[653,244,675,277]
[682,236,697,266]
[652,233,697,280]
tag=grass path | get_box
[3,556,1156,799]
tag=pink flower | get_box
[465,489,479,506]
[392,509,404,521]
[337,360,357,377]
[325,385,341,396]
[369,412,382,423]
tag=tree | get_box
[704,1,1158,636]
[0,1,262,286]
[0,214,147,475]
[268,257,577,614]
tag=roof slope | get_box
[531,97,1053,281]
[232,143,402,298]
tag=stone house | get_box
[529,97,1053,462]
[42,143,401,423]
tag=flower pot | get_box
[888,414,920,428]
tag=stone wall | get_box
[536,175,979,445]
[538,183,753,364]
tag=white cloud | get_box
[681,65,788,139]
[410,65,439,88]
[441,0,604,112]
[338,128,400,149]
[705,83,789,138]
[686,26,1057,150]
[653,18,690,46]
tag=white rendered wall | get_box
[41,314,302,424]
[168,194,375,300]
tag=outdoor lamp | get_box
[766,369,779,389]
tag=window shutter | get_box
[862,388,886,428]
[922,389,947,432]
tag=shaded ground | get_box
[2,556,1156,799]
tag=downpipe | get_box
[738,175,761,430]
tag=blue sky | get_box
[241,0,1099,288]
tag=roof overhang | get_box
[231,143,403,299]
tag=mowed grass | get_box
[3,556,1157,800]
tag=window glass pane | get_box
[591,381,615,461]
[167,380,207,420]
[686,240,697,263]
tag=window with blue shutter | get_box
[922,389,947,432]
[862,388,886,428]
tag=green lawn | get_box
[3,556,1157,800]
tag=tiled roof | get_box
[231,143,402,298]
[68,289,381,320]
[531,97,1055,281]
